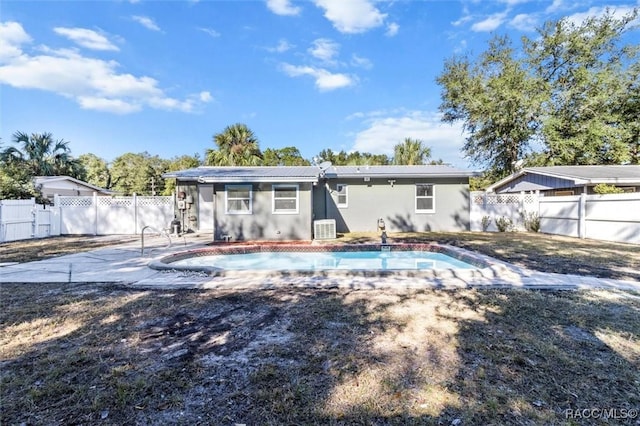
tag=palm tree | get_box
[392,138,432,165]
[1,131,84,177]
[205,123,262,166]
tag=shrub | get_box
[481,215,492,232]
[521,211,540,232]
[495,216,513,232]
[593,183,624,194]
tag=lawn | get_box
[1,233,639,425]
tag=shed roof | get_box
[163,165,476,183]
[34,176,113,194]
[486,165,640,192]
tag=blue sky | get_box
[1,0,638,169]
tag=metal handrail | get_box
[141,225,172,256]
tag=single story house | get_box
[34,176,113,201]
[486,165,640,196]
[163,165,476,241]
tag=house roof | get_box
[486,165,640,192]
[34,176,113,194]
[163,165,476,183]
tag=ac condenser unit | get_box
[314,219,336,240]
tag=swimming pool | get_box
[150,243,492,278]
[170,250,476,271]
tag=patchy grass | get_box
[1,232,639,424]
[0,235,138,264]
[1,284,639,425]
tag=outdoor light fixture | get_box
[388,179,396,187]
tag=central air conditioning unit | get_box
[314,219,336,240]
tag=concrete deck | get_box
[1,234,639,292]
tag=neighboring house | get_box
[163,165,475,241]
[486,165,640,196]
[34,176,112,201]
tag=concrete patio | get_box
[1,233,639,292]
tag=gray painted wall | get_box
[324,178,470,233]
[211,182,313,241]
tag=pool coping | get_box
[148,243,517,281]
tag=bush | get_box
[481,215,492,232]
[521,211,540,232]
[593,183,625,194]
[495,216,514,232]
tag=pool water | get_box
[170,250,476,271]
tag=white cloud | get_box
[266,0,301,16]
[198,27,220,38]
[471,12,508,32]
[313,0,386,33]
[349,110,467,165]
[0,22,209,114]
[350,54,372,69]
[199,91,212,102]
[0,21,32,61]
[565,5,638,27]
[509,13,538,32]
[77,96,141,114]
[545,0,566,13]
[132,15,161,32]
[54,27,119,51]
[267,39,294,53]
[281,63,356,91]
[452,6,473,27]
[308,38,339,63]
[385,22,399,37]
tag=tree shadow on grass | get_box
[1,284,638,425]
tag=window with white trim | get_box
[415,184,435,213]
[225,185,252,214]
[272,184,299,214]
[336,184,348,208]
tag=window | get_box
[273,184,299,214]
[336,184,348,208]
[225,185,252,214]
[415,184,435,213]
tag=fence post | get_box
[93,192,98,235]
[133,193,138,234]
[578,193,586,239]
[31,197,38,238]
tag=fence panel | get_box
[34,205,53,238]
[470,192,538,231]
[97,197,136,234]
[58,196,96,234]
[584,193,640,244]
[539,195,581,238]
[136,196,174,233]
[0,199,37,242]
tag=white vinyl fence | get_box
[471,191,640,244]
[0,199,58,242]
[0,194,174,243]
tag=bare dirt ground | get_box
[1,233,639,425]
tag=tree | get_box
[263,147,310,166]
[0,131,85,178]
[163,154,202,195]
[437,9,638,178]
[206,123,262,166]
[78,153,111,189]
[437,36,540,178]
[392,138,432,165]
[314,149,390,166]
[110,152,169,195]
[523,9,639,165]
